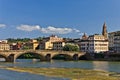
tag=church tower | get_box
[82,33,88,40]
[102,22,108,39]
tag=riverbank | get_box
[5,67,120,80]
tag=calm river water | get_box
[0,59,120,80]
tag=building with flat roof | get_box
[80,23,108,53]
[53,41,65,50]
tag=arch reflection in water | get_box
[0,58,6,62]
[16,52,43,62]
[0,54,7,62]
[52,54,72,60]
[93,61,109,71]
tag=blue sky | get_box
[0,0,120,39]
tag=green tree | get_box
[22,46,30,50]
[7,38,30,43]
[63,43,79,51]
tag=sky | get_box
[0,0,120,39]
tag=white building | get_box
[80,40,88,52]
[88,34,108,53]
[80,23,108,53]
[114,34,120,53]
[0,40,8,43]
[53,41,65,50]
[109,31,120,53]
[108,32,114,49]
[80,34,108,53]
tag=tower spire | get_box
[102,22,108,39]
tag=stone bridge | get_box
[0,50,85,62]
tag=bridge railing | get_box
[0,50,85,54]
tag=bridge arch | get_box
[15,51,46,61]
[79,55,87,60]
[51,53,73,60]
[0,53,8,61]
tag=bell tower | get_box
[102,22,108,39]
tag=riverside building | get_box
[80,23,109,53]
[108,31,120,53]
[0,40,10,50]
[53,41,65,50]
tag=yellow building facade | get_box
[39,35,63,50]
[0,43,10,50]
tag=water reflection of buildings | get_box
[92,61,109,71]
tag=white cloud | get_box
[16,24,80,34]
[73,29,80,33]
[41,26,73,34]
[17,25,40,31]
[78,33,84,35]
[0,24,6,28]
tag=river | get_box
[0,59,120,80]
